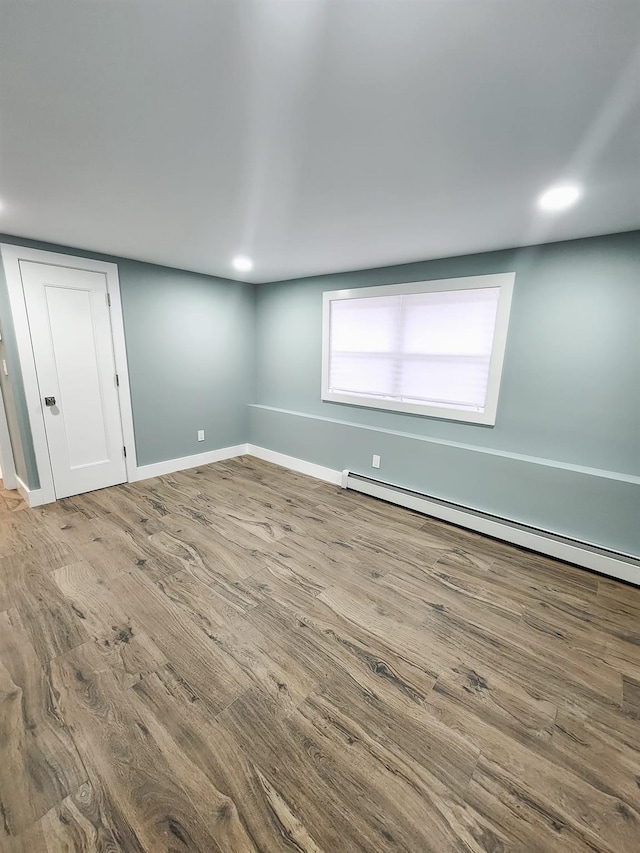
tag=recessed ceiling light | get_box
[538,184,582,212]
[232,256,253,273]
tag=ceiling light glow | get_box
[232,256,253,272]
[538,184,582,212]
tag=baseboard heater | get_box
[341,470,640,587]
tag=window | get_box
[322,273,514,425]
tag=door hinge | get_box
[106,293,112,307]
[115,373,120,387]
[123,445,127,458]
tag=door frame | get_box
[0,244,138,505]
[0,383,17,490]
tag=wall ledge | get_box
[249,404,640,486]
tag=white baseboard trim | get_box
[130,444,249,482]
[15,476,29,503]
[344,472,639,587]
[15,475,51,508]
[246,444,343,486]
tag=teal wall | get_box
[0,234,254,482]
[252,231,640,555]
[118,258,254,466]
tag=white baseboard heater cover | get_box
[342,471,640,587]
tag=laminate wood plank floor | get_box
[0,460,639,852]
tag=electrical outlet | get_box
[197,429,205,442]
[372,454,381,469]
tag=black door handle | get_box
[44,396,56,407]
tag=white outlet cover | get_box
[197,429,205,441]
[372,454,381,469]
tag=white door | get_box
[20,261,127,499]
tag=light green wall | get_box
[0,234,254,482]
[118,258,254,466]
[252,231,640,554]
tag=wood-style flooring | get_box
[0,457,639,852]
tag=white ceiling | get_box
[1,1,639,283]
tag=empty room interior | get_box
[1,2,639,851]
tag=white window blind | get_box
[322,274,514,425]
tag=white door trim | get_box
[0,244,137,505]
[0,383,17,490]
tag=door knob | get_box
[44,396,56,407]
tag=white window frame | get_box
[321,272,515,426]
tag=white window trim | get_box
[321,272,515,426]
[0,244,138,504]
